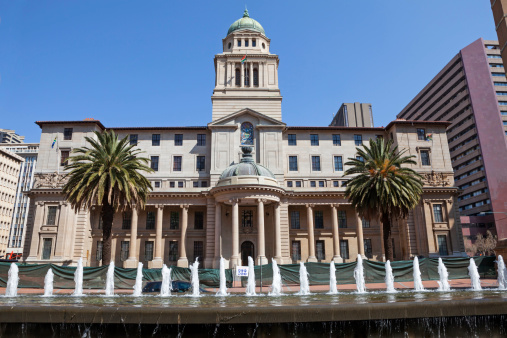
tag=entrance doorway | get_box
[241,241,254,266]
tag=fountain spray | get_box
[354,255,366,293]
[5,263,19,297]
[246,256,256,296]
[43,268,54,297]
[468,258,482,291]
[105,261,115,297]
[296,262,310,295]
[72,258,84,296]
[328,261,338,294]
[268,259,282,296]
[189,258,200,297]
[385,260,396,293]
[412,256,425,291]
[161,264,172,297]
[497,255,507,290]
[132,262,143,297]
[216,257,228,296]
[437,258,451,292]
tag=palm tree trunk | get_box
[382,214,394,261]
[101,200,114,264]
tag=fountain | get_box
[296,262,310,295]
[105,262,115,297]
[216,257,228,296]
[5,263,19,297]
[268,259,282,296]
[437,258,451,292]
[43,268,54,297]
[189,258,200,297]
[497,255,506,290]
[161,264,172,297]
[328,261,338,294]
[133,262,144,297]
[385,260,396,293]
[246,256,256,296]
[468,258,482,291]
[72,258,84,296]
[354,255,366,293]
[412,256,425,291]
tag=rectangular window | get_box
[46,206,58,225]
[60,150,70,166]
[334,156,343,171]
[252,39,256,47]
[237,40,241,47]
[201,181,208,187]
[169,242,178,261]
[333,181,339,187]
[178,181,184,188]
[170,211,179,229]
[64,128,73,140]
[194,211,204,230]
[433,204,444,222]
[122,212,132,230]
[338,211,347,228]
[242,210,253,228]
[196,156,205,171]
[488,54,502,58]
[287,181,293,187]
[354,134,363,146]
[152,134,160,146]
[364,239,373,259]
[319,181,325,187]
[362,218,370,228]
[193,241,203,263]
[310,181,316,187]
[356,155,364,162]
[151,156,159,171]
[170,181,175,188]
[174,134,183,146]
[437,235,449,256]
[417,128,426,141]
[289,156,298,171]
[193,181,199,188]
[120,241,129,261]
[340,240,349,259]
[421,150,431,166]
[316,240,325,261]
[288,134,297,146]
[145,241,154,261]
[173,156,182,171]
[312,156,321,171]
[245,39,249,47]
[197,134,206,146]
[333,134,341,146]
[154,181,161,188]
[290,211,300,229]
[292,241,301,261]
[42,238,52,260]
[146,211,155,230]
[130,134,138,146]
[295,181,301,187]
[311,134,319,146]
[315,210,324,229]
[96,241,103,261]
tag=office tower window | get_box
[120,241,129,261]
[174,134,183,146]
[311,134,319,146]
[315,210,324,229]
[60,150,70,166]
[316,240,325,261]
[193,241,203,262]
[364,239,373,258]
[46,206,58,225]
[170,211,179,229]
[42,238,52,260]
[417,128,426,141]
[289,156,298,171]
[196,156,205,171]
[146,211,155,230]
[420,150,431,166]
[288,134,297,145]
[145,241,154,261]
[173,156,182,171]
[433,204,444,222]
[130,134,138,146]
[312,156,321,171]
[333,134,341,146]
[197,134,206,146]
[290,211,300,229]
[334,156,343,171]
[437,235,449,256]
[340,240,349,259]
[122,212,132,230]
[292,241,301,261]
[64,128,73,140]
[152,134,160,146]
[96,241,103,261]
[354,134,363,146]
[194,211,204,230]
[169,241,178,261]
[151,156,159,171]
[338,211,347,228]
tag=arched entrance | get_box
[241,241,255,266]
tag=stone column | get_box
[331,204,343,263]
[306,204,317,262]
[274,202,282,263]
[240,62,244,88]
[257,199,267,265]
[249,62,254,87]
[214,202,222,265]
[149,205,164,268]
[423,201,437,255]
[177,205,189,267]
[124,208,139,268]
[26,201,44,262]
[356,214,365,258]
[445,199,461,256]
[230,199,240,268]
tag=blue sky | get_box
[0,1,498,142]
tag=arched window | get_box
[240,122,254,145]
[235,68,240,86]
[253,68,259,86]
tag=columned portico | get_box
[230,198,240,268]
[148,205,164,269]
[124,208,139,268]
[330,204,343,263]
[306,204,317,262]
[177,205,189,267]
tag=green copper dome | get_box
[227,9,266,36]
[219,147,275,180]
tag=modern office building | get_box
[0,148,23,258]
[23,10,465,267]
[491,0,507,77]
[0,129,25,144]
[329,103,374,128]
[0,144,39,257]
[397,38,507,253]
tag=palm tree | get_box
[62,130,153,264]
[344,138,423,261]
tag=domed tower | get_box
[212,9,282,121]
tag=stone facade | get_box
[23,11,466,267]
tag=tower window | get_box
[253,69,259,86]
[245,39,249,47]
[228,42,231,49]
[252,39,256,47]
[238,40,241,47]
[262,43,265,49]
[244,67,250,86]
[235,68,240,86]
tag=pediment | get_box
[208,108,286,128]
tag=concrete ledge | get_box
[1,298,506,324]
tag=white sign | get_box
[236,266,248,277]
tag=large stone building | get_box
[24,10,466,268]
[397,38,507,252]
[0,129,25,144]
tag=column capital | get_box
[36,201,44,206]
[257,198,267,204]
[305,203,315,208]
[180,204,189,210]
[156,204,165,210]
[330,203,340,209]
[229,198,240,204]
